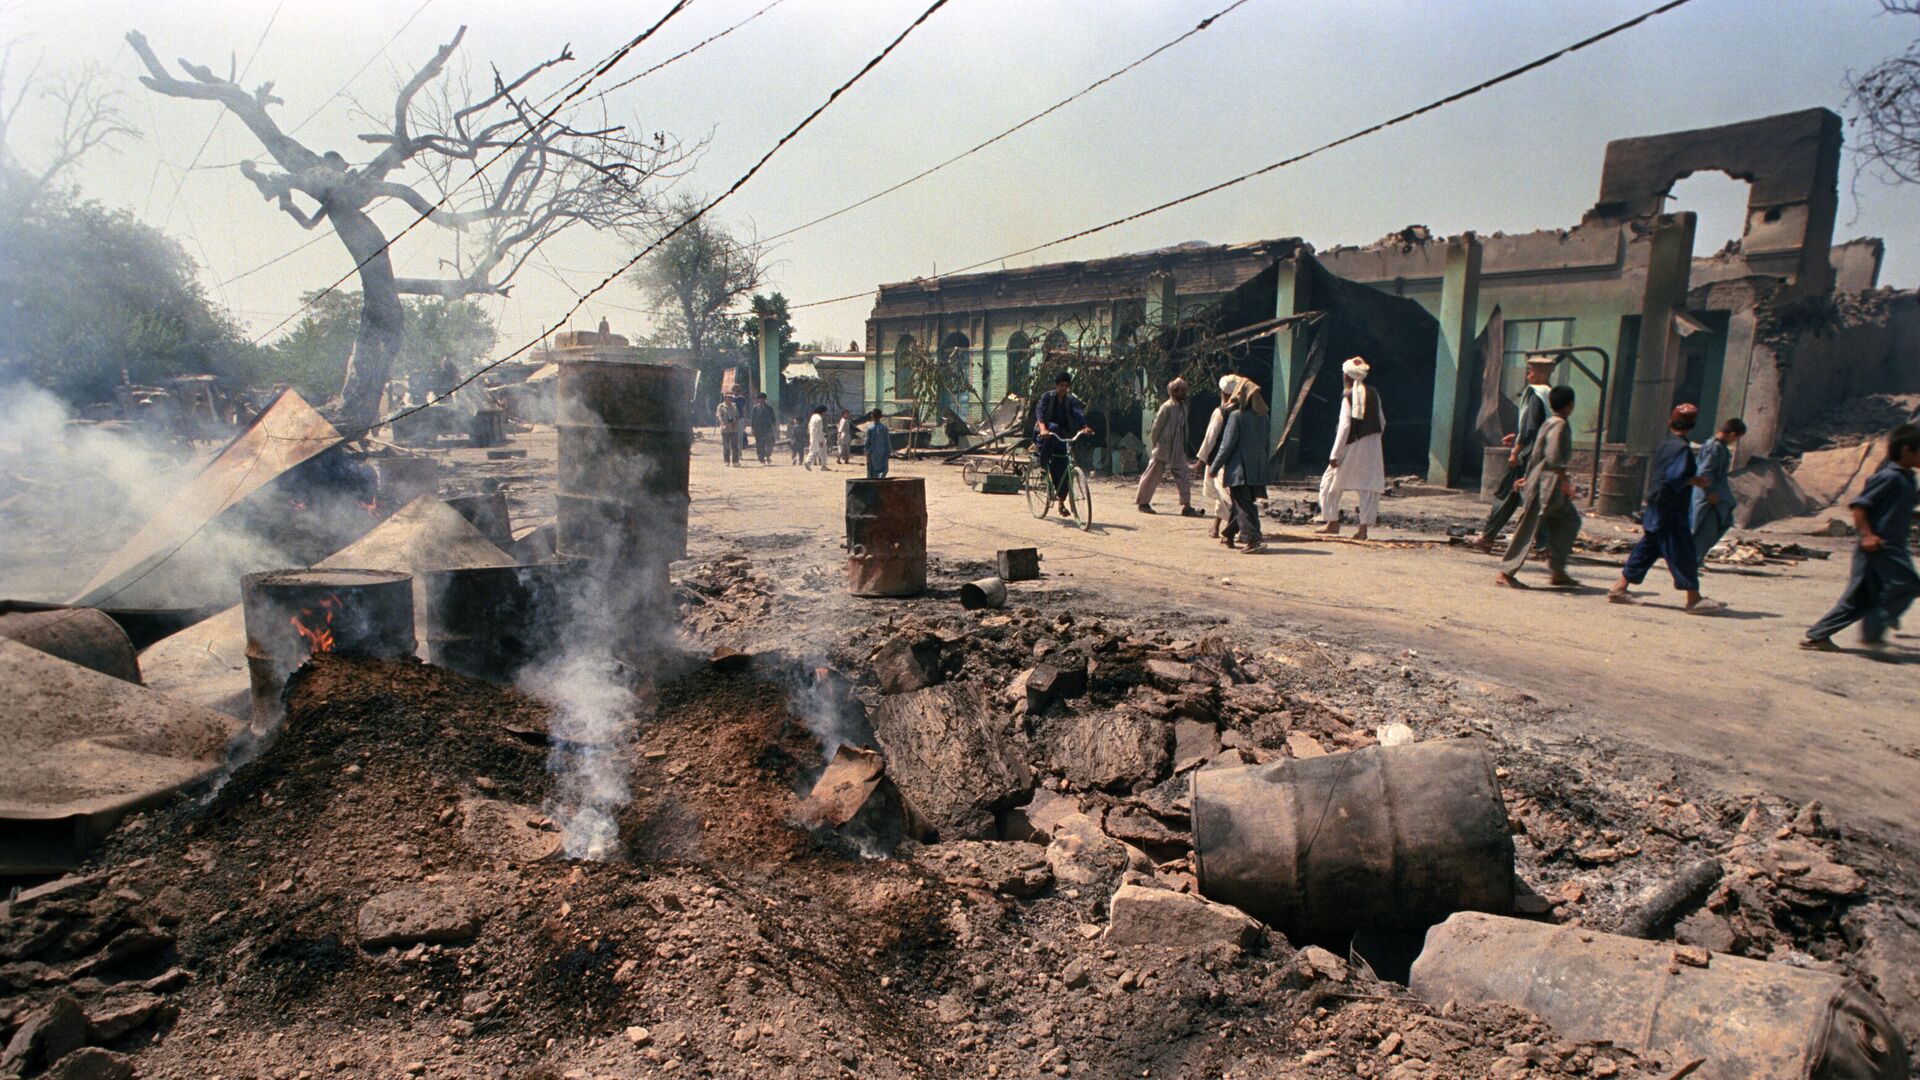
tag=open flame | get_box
[290,594,341,655]
[358,496,382,518]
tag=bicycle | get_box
[1023,430,1093,531]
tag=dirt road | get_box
[682,447,1920,851]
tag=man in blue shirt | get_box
[1802,423,1920,651]
[1033,372,1091,516]
[1608,404,1725,613]
[864,409,892,479]
[1691,417,1746,562]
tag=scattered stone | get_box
[1047,814,1129,893]
[1144,659,1194,689]
[1049,710,1170,791]
[625,1026,653,1046]
[43,1048,133,1080]
[1101,807,1188,849]
[999,788,1082,844]
[85,994,175,1040]
[1296,945,1349,982]
[913,840,1054,897]
[1376,722,1416,747]
[871,684,1032,840]
[1026,659,1089,715]
[872,633,945,695]
[0,994,87,1077]
[357,884,487,948]
[1286,732,1328,759]
[1105,885,1260,952]
[1172,720,1222,772]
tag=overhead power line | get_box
[286,0,437,135]
[576,0,788,108]
[763,0,1256,245]
[156,0,287,229]
[786,0,1699,312]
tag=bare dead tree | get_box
[630,193,768,365]
[0,40,138,197]
[127,26,694,427]
[1848,1,1920,184]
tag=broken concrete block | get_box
[1047,813,1129,893]
[0,993,87,1077]
[1145,659,1195,688]
[1285,732,1328,759]
[357,884,486,949]
[1025,658,1088,714]
[999,788,1082,844]
[1050,709,1170,791]
[1102,807,1189,849]
[1843,903,1920,1057]
[997,548,1041,582]
[872,633,945,695]
[1105,884,1259,951]
[870,684,1031,840]
[797,745,887,829]
[1172,719,1222,772]
[43,1048,133,1080]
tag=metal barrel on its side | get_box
[241,568,417,733]
[0,608,141,683]
[1191,738,1514,942]
[959,577,1007,610]
[421,562,574,683]
[1410,912,1909,1080]
[1595,451,1647,517]
[555,360,695,562]
[845,478,927,597]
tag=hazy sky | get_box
[9,0,1920,355]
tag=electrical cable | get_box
[157,0,287,230]
[575,0,787,109]
[286,0,437,135]
[784,0,1699,312]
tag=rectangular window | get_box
[1501,318,1574,398]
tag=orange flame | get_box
[359,497,382,518]
[290,594,341,655]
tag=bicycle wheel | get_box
[962,459,984,489]
[1024,463,1051,518]
[1068,465,1093,530]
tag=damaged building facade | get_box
[863,108,1919,487]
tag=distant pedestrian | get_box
[1691,417,1746,563]
[864,409,892,479]
[1494,385,1582,589]
[806,406,832,471]
[1319,357,1386,541]
[788,414,806,465]
[1211,378,1271,553]
[750,393,776,465]
[837,409,853,463]
[715,396,742,467]
[1609,404,1724,613]
[1196,374,1242,539]
[1137,377,1201,517]
[1475,354,1556,551]
[1802,424,1920,652]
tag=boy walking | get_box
[1691,417,1746,561]
[864,410,892,480]
[1608,404,1725,614]
[1494,385,1581,589]
[1802,424,1920,651]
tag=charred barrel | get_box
[0,608,141,683]
[1191,739,1513,941]
[959,577,1008,610]
[1596,450,1647,517]
[1410,912,1909,1080]
[446,489,514,548]
[845,478,927,597]
[555,361,695,561]
[421,562,573,683]
[242,569,416,732]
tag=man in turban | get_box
[1137,376,1201,516]
[1318,357,1387,541]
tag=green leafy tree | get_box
[738,292,799,365]
[265,291,496,401]
[633,194,766,403]
[0,164,260,404]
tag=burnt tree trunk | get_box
[330,208,407,431]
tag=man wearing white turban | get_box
[1318,356,1387,540]
[1196,374,1242,537]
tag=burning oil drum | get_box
[0,608,141,683]
[421,562,573,683]
[555,361,695,561]
[845,478,926,597]
[1191,739,1513,942]
[242,568,416,732]
[1411,912,1909,1080]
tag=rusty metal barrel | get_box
[959,577,1007,610]
[1191,739,1513,942]
[1596,451,1647,517]
[845,478,927,597]
[421,562,573,683]
[1411,912,1909,1080]
[555,360,694,562]
[1480,445,1514,503]
[0,608,140,683]
[242,569,416,732]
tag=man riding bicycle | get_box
[1033,372,1093,517]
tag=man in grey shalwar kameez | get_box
[1136,378,1201,516]
[1494,385,1582,589]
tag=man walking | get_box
[715,395,742,467]
[1802,424,1920,652]
[1609,404,1724,613]
[1475,355,1556,551]
[1494,385,1581,589]
[1318,357,1386,541]
[864,409,892,479]
[1033,372,1091,517]
[806,405,832,471]
[1137,377,1202,517]
[749,392,777,465]
[1691,417,1746,562]
[1212,379,1271,553]
[837,409,853,464]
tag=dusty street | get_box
[672,439,1920,852]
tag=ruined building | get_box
[862,108,1919,485]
